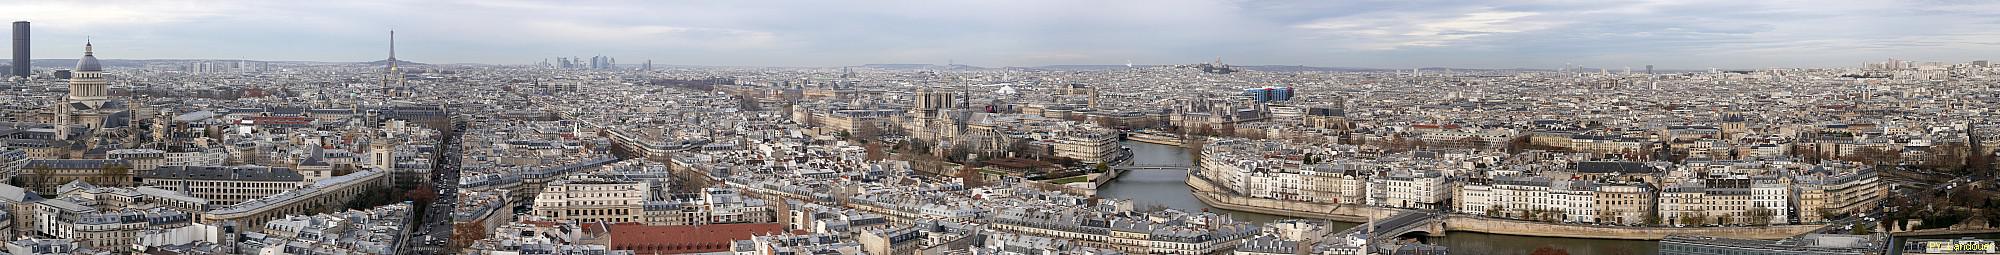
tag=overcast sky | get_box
[6,0,1998,69]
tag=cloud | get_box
[1294,8,1559,50]
[3,0,1995,68]
[518,21,779,50]
[0,1,242,31]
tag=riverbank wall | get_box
[1186,174,1825,240]
[1185,174,1400,222]
[1125,133,1187,147]
[1441,216,1822,240]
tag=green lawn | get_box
[1048,175,1091,184]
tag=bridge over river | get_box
[1326,211,1448,253]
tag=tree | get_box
[1985,209,2000,228]
[903,139,933,154]
[1680,211,1710,226]
[450,221,486,251]
[850,122,883,143]
[1644,210,1663,226]
[345,185,400,210]
[956,164,986,188]
[1746,206,1777,226]
[1093,163,1110,174]
[947,143,976,163]
[27,165,55,194]
[1597,209,1621,225]
[1851,222,1877,235]
[735,95,762,111]
[1007,140,1042,160]
[1455,136,1489,151]
[1844,146,1901,167]
[1921,143,1969,173]
[1093,118,1120,130]
[1967,125,1993,179]
[1385,136,1413,153]
[1506,136,1531,154]
[1195,125,1218,137]
[405,185,438,207]
[864,142,887,162]
[1486,205,1505,218]
[1186,136,1207,163]
[1241,129,1267,139]
[98,164,132,186]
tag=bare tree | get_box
[1596,209,1621,225]
[864,142,887,162]
[27,165,55,194]
[955,164,986,188]
[1455,136,1489,151]
[98,164,132,187]
[1746,206,1777,226]
[1844,146,1902,166]
[1922,143,1969,172]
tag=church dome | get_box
[75,43,102,72]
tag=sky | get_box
[5,0,1999,69]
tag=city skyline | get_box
[2,2,1998,253]
[4,0,1998,69]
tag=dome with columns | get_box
[76,42,102,72]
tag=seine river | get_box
[1096,141,1662,255]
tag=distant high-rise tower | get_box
[383,30,404,87]
[11,21,26,78]
[1646,65,1656,90]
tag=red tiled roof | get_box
[609,223,788,254]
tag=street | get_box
[403,117,467,255]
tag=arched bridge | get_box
[1328,211,1447,253]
